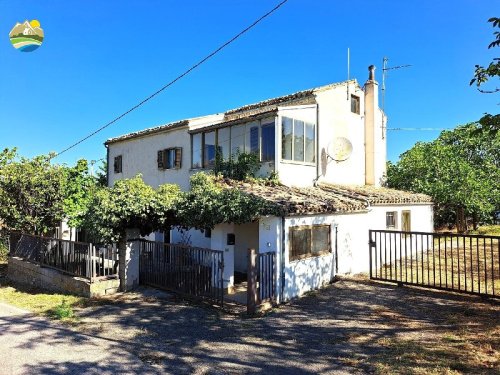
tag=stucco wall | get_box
[107,125,192,190]
[314,82,367,186]
[280,203,434,301]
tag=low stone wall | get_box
[7,256,120,297]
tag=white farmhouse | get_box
[105,66,433,302]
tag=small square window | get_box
[386,211,397,229]
[113,155,122,173]
[351,95,360,114]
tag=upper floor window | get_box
[203,131,216,168]
[158,148,182,170]
[351,95,360,114]
[261,123,275,162]
[191,119,275,169]
[113,155,122,173]
[282,117,315,163]
[192,133,202,168]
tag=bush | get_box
[0,237,8,263]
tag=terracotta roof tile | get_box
[221,180,432,216]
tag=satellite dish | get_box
[327,137,353,162]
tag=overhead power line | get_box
[388,127,448,131]
[54,0,289,159]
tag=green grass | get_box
[470,225,500,236]
[0,283,85,319]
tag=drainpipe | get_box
[280,216,286,302]
[105,144,110,187]
[314,103,320,187]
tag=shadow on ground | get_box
[1,277,498,374]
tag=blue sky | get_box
[0,0,498,167]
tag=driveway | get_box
[0,302,152,374]
[0,278,498,374]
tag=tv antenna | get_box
[381,57,412,138]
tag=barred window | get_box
[386,211,397,229]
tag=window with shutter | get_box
[175,148,182,169]
[159,148,182,170]
[157,150,166,169]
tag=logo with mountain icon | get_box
[9,20,44,52]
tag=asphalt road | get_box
[0,302,156,375]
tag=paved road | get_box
[0,302,156,375]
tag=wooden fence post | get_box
[247,248,257,315]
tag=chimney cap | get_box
[368,65,376,81]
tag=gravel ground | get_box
[2,277,498,374]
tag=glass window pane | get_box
[312,226,330,255]
[192,133,202,168]
[204,131,216,168]
[230,124,245,157]
[293,120,304,162]
[245,121,259,154]
[291,227,311,260]
[250,126,259,154]
[281,117,293,160]
[217,127,230,161]
[166,149,176,169]
[261,123,275,161]
[305,122,315,163]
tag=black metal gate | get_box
[138,240,224,306]
[369,230,499,299]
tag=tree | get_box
[176,173,280,231]
[61,159,105,235]
[470,17,500,133]
[79,176,181,290]
[0,149,66,234]
[387,123,500,232]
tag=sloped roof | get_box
[224,180,366,215]
[222,180,432,216]
[105,120,189,145]
[105,79,358,145]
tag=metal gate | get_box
[138,240,224,306]
[369,230,499,299]
[257,252,276,303]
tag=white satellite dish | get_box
[327,137,353,162]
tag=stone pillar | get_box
[123,240,140,291]
[247,248,257,315]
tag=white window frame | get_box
[278,105,317,166]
